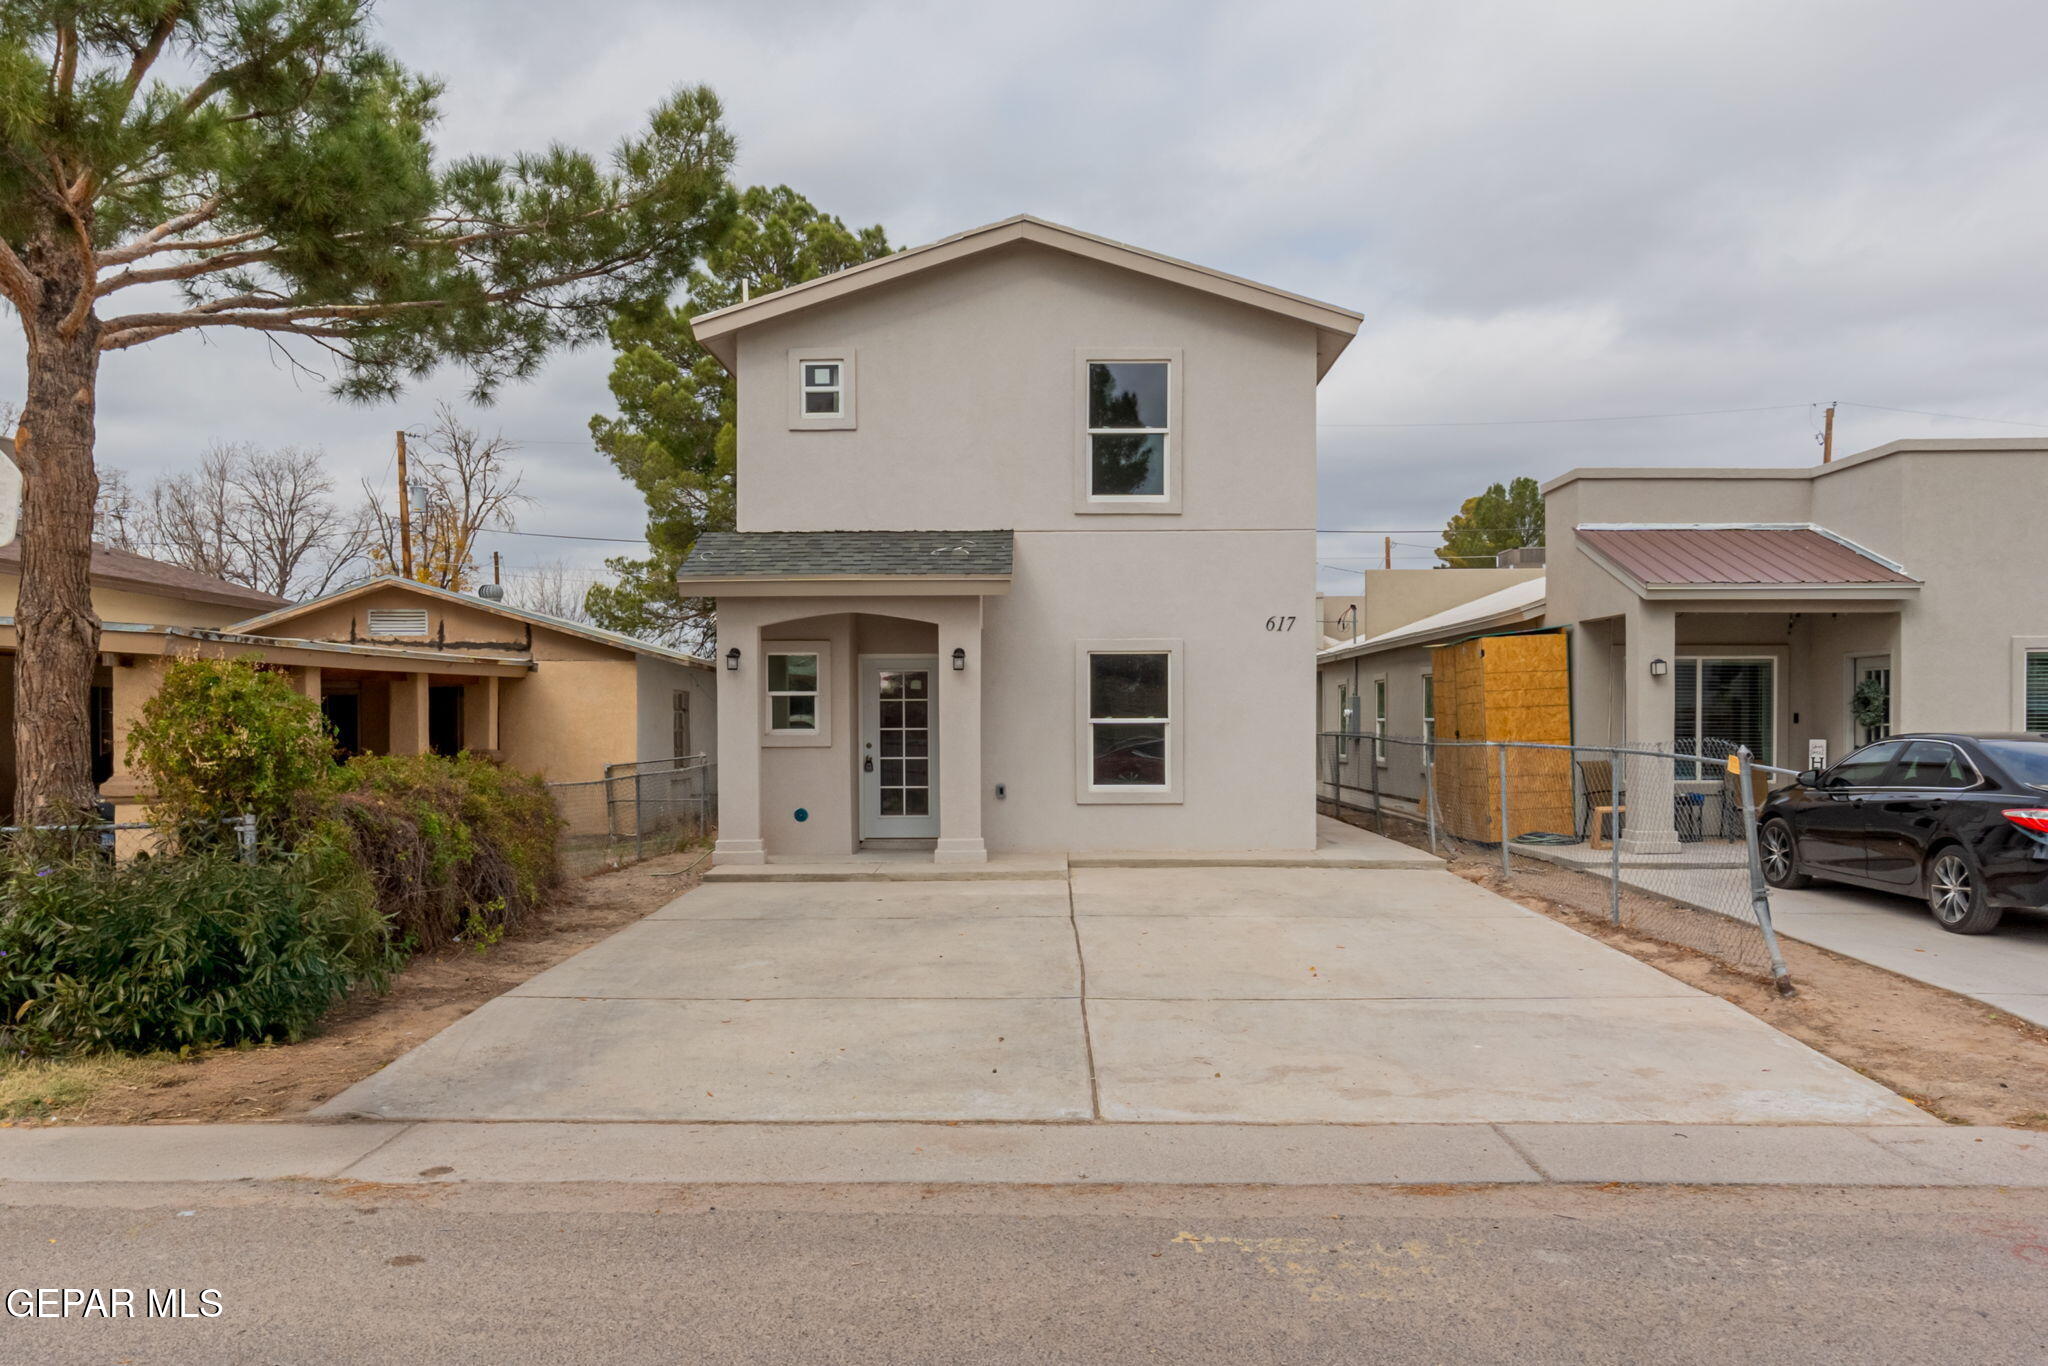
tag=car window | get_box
[1885,740,1976,789]
[1825,740,1906,787]
[1978,739,2048,792]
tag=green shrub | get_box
[0,851,394,1056]
[127,658,332,848]
[320,752,562,952]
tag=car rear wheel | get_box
[1760,819,1809,889]
[1927,846,2002,935]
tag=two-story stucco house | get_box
[678,216,1360,863]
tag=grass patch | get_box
[0,1053,174,1122]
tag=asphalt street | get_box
[2,1181,2043,1364]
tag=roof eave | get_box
[677,573,1012,599]
[689,215,1362,378]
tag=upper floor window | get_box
[1087,361,1169,499]
[801,361,842,415]
[787,350,856,430]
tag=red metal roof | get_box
[1576,526,1917,587]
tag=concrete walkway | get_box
[315,860,1925,1127]
[1767,882,2048,1027]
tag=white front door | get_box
[861,656,939,839]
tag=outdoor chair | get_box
[1576,759,1622,847]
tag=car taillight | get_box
[2002,809,2048,834]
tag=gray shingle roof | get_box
[678,531,1014,580]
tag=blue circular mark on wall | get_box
[793,808,809,823]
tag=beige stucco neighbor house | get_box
[679,215,1361,863]
[1317,438,2048,854]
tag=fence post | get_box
[1496,741,1512,880]
[634,769,645,860]
[1425,744,1439,856]
[1369,740,1382,834]
[1608,748,1624,926]
[1735,745,1795,994]
[236,812,257,864]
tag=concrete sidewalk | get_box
[0,1120,2041,1187]
[314,859,1926,1127]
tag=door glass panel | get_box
[874,669,933,822]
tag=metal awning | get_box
[1575,524,1920,598]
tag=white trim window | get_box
[1076,639,1183,803]
[672,689,692,758]
[766,648,823,736]
[786,350,855,429]
[1373,677,1388,764]
[2027,650,2048,732]
[1086,360,1169,499]
[1422,672,1436,754]
[800,360,843,416]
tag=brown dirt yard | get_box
[1,848,708,1126]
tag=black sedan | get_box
[1758,732,2048,934]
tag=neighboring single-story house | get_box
[1317,573,1549,809]
[0,552,714,826]
[1318,437,2048,854]
[679,214,1361,862]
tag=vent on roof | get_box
[367,608,429,637]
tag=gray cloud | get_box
[8,0,2045,592]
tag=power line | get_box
[1837,401,2048,430]
[470,526,649,544]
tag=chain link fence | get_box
[547,756,717,878]
[1319,731,1794,991]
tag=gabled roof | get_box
[0,539,286,613]
[230,576,711,668]
[689,215,1363,378]
[1574,525,1919,596]
[1320,577,1547,664]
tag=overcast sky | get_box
[13,0,2048,596]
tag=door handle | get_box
[863,756,873,773]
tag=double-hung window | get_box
[1674,655,1775,777]
[766,651,820,733]
[1080,354,1178,509]
[1373,678,1389,764]
[787,351,855,429]
[1078,641,1182,802]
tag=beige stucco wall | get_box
[731,242,1319,536]
[495,660,640,785]
[1541,444,2048,761]
[635,653,719,765]
[1360,568,1544,640]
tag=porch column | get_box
[934,606,987,864]
[390,672,430,755]
[712,612,765,865]
[294,665,322,700]
[484,675,500,751]
[1620,598,1682,854]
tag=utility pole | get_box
[1383,535,1392,570]
[1821,402,1836,464]
[396,429,415,580]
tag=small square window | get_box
[767,651,821,734]
[793,354,850,424]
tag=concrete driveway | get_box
[319,866,1925,1126]
[1767,881,2048,1027]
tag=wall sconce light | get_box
[725,647,741,672]
[1649,657,1669,678]
[951,647,967,671]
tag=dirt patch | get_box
[1419,839,2048,1129]
[21,848,709,1126]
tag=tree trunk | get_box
[13,245,103,825]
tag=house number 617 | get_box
[1265,615,1296,631]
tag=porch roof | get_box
[1575,524,1921,599]
[678,530,1014,597]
